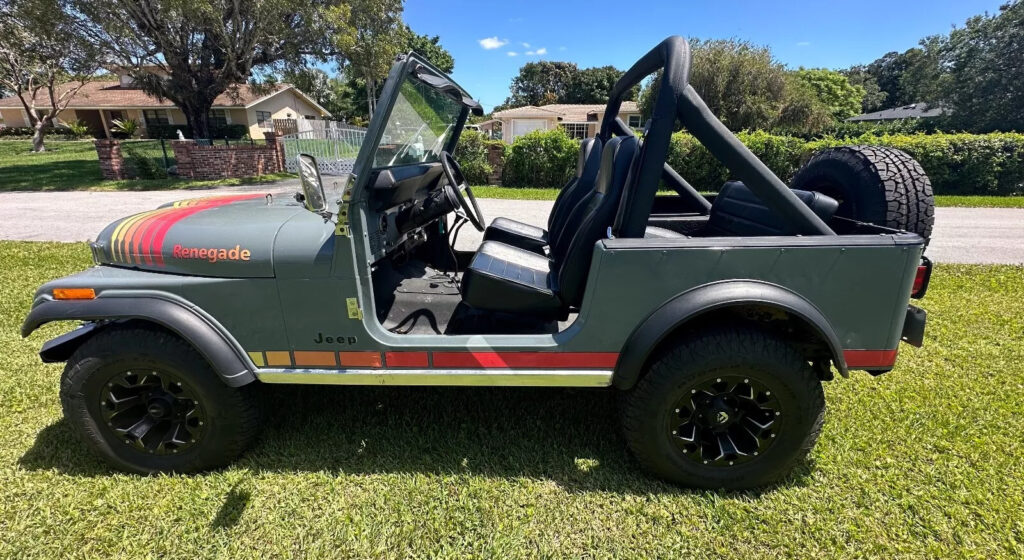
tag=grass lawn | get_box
[473,186,1024,208]
[0,140,292,192]
[1,241,1022,558]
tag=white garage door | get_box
[511,119,547,141]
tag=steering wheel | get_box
[440,151,486,231]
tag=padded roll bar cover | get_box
[612,280,849,389]
[22,296,256,387]
[600,36,691,239]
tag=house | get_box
[492,101,643,143]
[846,103,945,123]
[0,68,331,139]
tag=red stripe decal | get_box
[384,351,429,367]
[134,211,164,265]
[431,352,619,369]
[843,349,898,368]
[150,195,263,266]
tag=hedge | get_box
[0,126,85,139]
[502,128,580,189]
[453,129,499,185]
[145,123,249,140]
[668,131,1024,196]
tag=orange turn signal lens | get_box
[53,288,96,300]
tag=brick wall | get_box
[172,132,286,180]
[98,132,288,181]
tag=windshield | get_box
[373,75,463,168]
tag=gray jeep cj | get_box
[23,36,933,489]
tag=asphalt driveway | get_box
[0,186,1021,264]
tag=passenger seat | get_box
[703,181,839,236]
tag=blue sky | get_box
[403,0,1005,112]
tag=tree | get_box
[0,0,101,152]
[405,26,454,73]
[842,66,888,112]
[792,68,865,121]
[638,39,832,134]
[504,61,579,107]
[76,0,338,139]
[935,0,1023,132]
[331,0,404,117]
[280,67,360,120]
[564,65,637,104]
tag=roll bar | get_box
[601,36,835,237]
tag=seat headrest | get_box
[577,137,603,184]
[594,136,638,195]
[715,181,839,221]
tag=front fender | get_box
[612,280,847,389]
[22,293,256,387]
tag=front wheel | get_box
[60,325,261,474]
[621,328,825,489]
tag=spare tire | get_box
[790,146,934,243]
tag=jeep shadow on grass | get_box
[21,36,932,490]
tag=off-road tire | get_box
[621,329,825,489]
[791,145,934,243]
[60,325,261,474]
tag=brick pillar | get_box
[95,139,124,180]
[486,143,505,185]
[263,131,284,172]
[171,140,194,178]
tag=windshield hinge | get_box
[335,180,355,237]
[346,297,363,320]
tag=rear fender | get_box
[613,280,847,389]
[22,294,256,387]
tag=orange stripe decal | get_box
[265,351,293,367]
[338,351,383,367]
[293,351,338,367]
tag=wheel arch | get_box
[22,295,256,387]
[612,280,848,390]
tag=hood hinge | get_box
[346,297,363,320]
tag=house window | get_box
[208,109,228,128]
[143,109,170,126]
[256,111,272,129]
[627,114,644,129]
[305,115,317,120]
[560,122,590,139]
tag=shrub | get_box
[453,129,494,184]
[665,130,1024,196]
[66,120,92,138]
[0,126,81,139]
[111,118,140,139]
[502,128,579,189]
[145,123,248,140]
[122,145,168,180]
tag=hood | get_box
[91,193,305,278]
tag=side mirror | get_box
[297,153,328,213]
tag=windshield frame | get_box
[349,53,481,194]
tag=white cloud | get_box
[525,47,547,56]
[796,41,811,47]
[507,51,518,57]
[479,36,508,50]
[522,42,530,48]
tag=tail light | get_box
[911,256,932,299]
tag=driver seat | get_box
[460,136,639,318]
[482,137,603,253]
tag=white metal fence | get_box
[280,121,367,176]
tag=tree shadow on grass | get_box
[19,385,815,496]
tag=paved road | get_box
[0,186,1021,264]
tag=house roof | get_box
[493,101,639,121]
[847,103,944,122]
[0,80,329,115]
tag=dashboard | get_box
[366,162,459,262]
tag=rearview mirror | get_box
[297,154,328,213]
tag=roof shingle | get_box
[0,80,286,109]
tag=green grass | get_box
[1,241,1022,558]
[934,195,1024,208]
[0,140,292,192]
[474,185,1024,208]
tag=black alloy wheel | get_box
[99,369,207,455]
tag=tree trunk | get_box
[181,102,214,140]
[366,79,376,118]
[31,121,47,153]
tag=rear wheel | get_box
[621,329,825,489]
[791,145,934,243]
[60,326,261,474]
